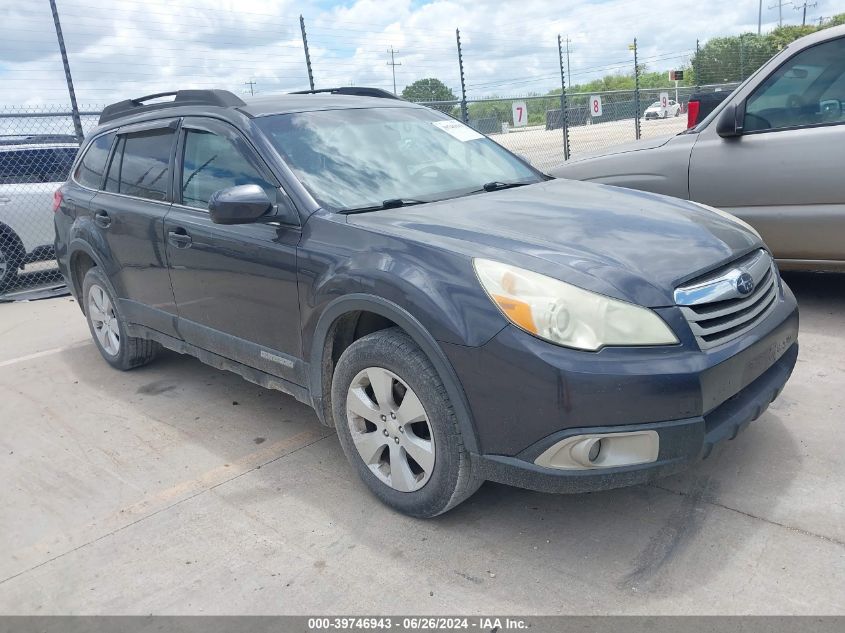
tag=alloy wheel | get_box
[88,284,120,356]
[346,366,435,492]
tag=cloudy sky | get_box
[0,0,831,108]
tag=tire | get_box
[331,327,481,517]
[82,267,159,370]
[0,231,24,292]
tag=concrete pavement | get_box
[0,272,843,614]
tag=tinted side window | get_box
[745,37,845,132]
[181,129,274,209]
[117,129,175,201]
[0,147,77,185]
[75,133,113,189]
[105,137,124,193]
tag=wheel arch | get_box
[67,239,112,313]
[0,221,26,260]
[309,294,481,455]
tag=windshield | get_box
[255,106,542,211]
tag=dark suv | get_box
[55,89,799,517]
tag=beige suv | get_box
[553,25,845,272]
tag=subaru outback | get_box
[54,88,799,517]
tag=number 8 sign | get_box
[589,95,602,117]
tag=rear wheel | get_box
[331,328,481,517]
[82,267,159,370]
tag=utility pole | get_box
[299,15,315,91]
[386,46,401,95]
[794,1,818,26]
[769,0,790,27]
[814,15,827,25]
[48,0,83,143]
[456,28,468,124]
[557,35,570,161]
[244,79,256,96]
[758,0,763,34]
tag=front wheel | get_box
[331,328,481,517]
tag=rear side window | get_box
[74,133,114,189]
[108,129,175,201]
[0,147,77,185]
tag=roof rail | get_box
[99,89,247,125]
[289,87,402,100]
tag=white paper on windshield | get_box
[432,119,484,142]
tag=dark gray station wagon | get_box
[55,88,799,517]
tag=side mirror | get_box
[716,103,744,138]
[209,184,272,225]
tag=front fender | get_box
[308,293,482,454]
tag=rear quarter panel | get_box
[0,182,58,253]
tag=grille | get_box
[674,249,780,350]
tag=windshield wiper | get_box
[479,181,532,192]
[339,198,429,214]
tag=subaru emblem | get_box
[736,272,755,296]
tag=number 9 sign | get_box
[660,91,669,109]
[589,95,602,117]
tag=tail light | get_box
[52,188,64,213]
[687,100,701,129]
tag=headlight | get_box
[694,202,762,239]
[473,259,678,351]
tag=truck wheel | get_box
[82,267,159,370]
[331,327,481,517]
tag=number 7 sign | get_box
[589,95,602,117]
[511,100,528,127]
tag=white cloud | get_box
[0,0,808,108]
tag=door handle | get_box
[93,210,111,228]
[167,229,193,248]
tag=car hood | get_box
[347,179,761,307]
[560,134,674,164]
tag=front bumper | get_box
[441,283,799,493]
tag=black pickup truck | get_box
[686,89,732,128]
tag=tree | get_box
[401,78,457,109]
[690,14,845,85]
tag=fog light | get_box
[588,439,602,463]
[534,430,659,470]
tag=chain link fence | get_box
[0,106,101,297]
[418,83,736,171]
[0,85,740,298]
